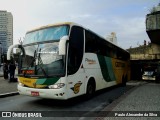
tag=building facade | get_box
[0,10,13,54]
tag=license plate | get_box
[31,91,39,96]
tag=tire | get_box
[86,80,95,99]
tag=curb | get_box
[0,92,19,98]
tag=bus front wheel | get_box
[86,80,95,99]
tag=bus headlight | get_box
[49,83,65,89]
[19,83,24,87]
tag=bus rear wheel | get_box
[86,80,95,99]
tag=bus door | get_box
[66,45,86,97]
[66,26,86,98]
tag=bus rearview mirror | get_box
[59,36,69,55]
[13,48,21,54]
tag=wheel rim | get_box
[88,84,93,95]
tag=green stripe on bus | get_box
[97,55,116,82]
[36,77,60,85]
[104,57,116,81]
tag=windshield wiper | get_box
[36,48,48,78]
[23,50,37,77]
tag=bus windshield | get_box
[21,42,65,77]
[23,25,69,45]
[19,25,69,77]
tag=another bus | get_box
[8,22,130,100]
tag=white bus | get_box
[8,22,130,100]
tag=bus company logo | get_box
[71,83,82,94]
[85,58,96,65]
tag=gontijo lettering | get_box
[85,58,96,64]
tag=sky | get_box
[0,0,159,49]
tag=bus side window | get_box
[68,26,84,75]
[85,30,97,53]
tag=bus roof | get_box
[26,22,129,54]
[26,22,78,33]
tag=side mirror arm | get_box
[7,44,25,60]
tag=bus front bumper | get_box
[18,84,68,100]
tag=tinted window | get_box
[85,30,129,60]
[24,25,69,45]
[85,30,97,53]
[68,26,84,75]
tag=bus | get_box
[7,22,130,100]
